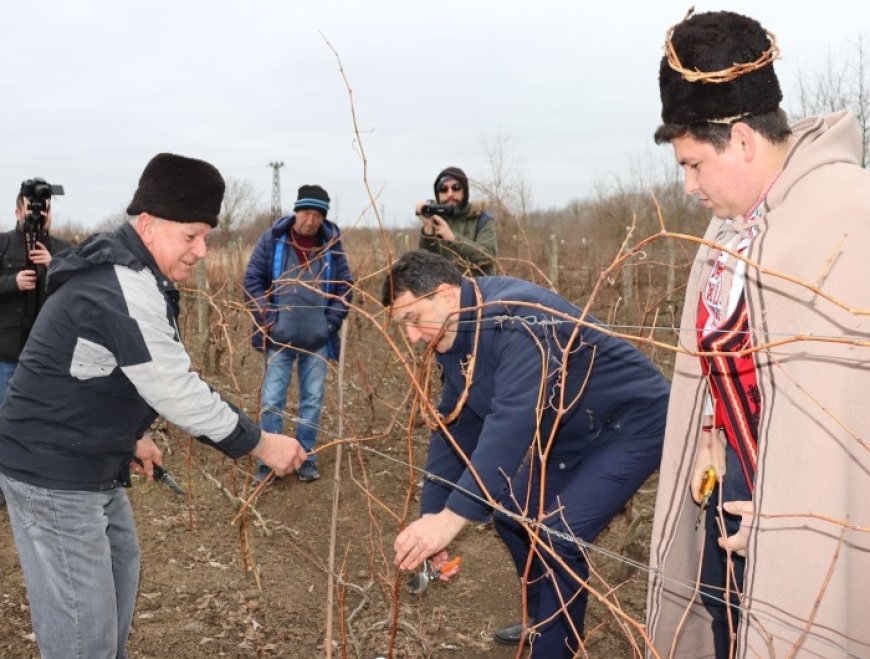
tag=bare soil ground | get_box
[0,422,656,659]
[0,243,670,658]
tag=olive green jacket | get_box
[418,203,497,276]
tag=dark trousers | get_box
[493,439,662,658]
[699,447,751,659]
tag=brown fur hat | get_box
[127,153,225,227]
[659,11,782,125]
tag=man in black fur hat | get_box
[414,166,497,275]
[646,10,870,657]
[0,153,308,659]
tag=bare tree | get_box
[793,34,870,167]
[215,177,260,246]
[473,132,533,269]
[475,132,531,219]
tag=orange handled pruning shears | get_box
[406,556,462,595]
[440,556,462,573]
[695,468,717,530]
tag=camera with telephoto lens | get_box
[19,178,64,258]
[419,200,456,218]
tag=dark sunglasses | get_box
[438,183,463,194]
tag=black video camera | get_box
[19,178,64,260]
[419,200,456,218]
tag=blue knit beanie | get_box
[294,184,330,216]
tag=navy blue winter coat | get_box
[421,276,669,521]
[243,215,353,360]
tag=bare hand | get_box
[250,431,307,476]
[429,215,455,241]
[28,242,52,267]
[691,427,726,504]
[414,201,455,240]
[132,435,163,481]
[394,509,467,571]
[415,201,436,236]
[15,269,37,291]
[420,215,436,236]
[717,500,754,557]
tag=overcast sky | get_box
[2,1,867,230]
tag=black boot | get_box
[493,618,537,645]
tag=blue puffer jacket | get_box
[421,276,669,521]
[243,215,353,360]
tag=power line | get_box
[268,161,284,220]
[235,300,870,345]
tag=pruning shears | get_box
[695,468,717,530]
[131,456,186,496]
[406,556,462,595]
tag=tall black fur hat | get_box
[433,166,469,209]
[127,153,225,227]
[659,11,782,125]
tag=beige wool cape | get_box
[646,110,870,658]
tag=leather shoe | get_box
[493,618,537,645]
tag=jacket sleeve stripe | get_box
[113,265,250,446]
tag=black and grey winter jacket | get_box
[0,223,261,491]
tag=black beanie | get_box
[433,166,469,209]
[127,153,225,227]
[659,11,782,125]
[294,184,330,216]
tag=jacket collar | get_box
[117,223,179,296]
[440,278,477,357]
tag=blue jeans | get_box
[0,472,140,659]
[260,345,328,463]
[493,438,663,658]
[0,358,17,402]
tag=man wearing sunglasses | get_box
[415,166,497,276]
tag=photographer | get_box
[415,166,497,276]
[0,179,70,400]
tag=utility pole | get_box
[268,161,284,220]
